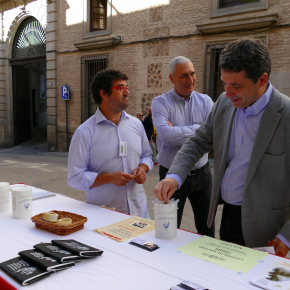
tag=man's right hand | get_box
[153,178,178,204]
[110,172,133,186]
[90,172,133,189]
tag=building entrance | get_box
[11,16,47,146]
[12,62,47,145]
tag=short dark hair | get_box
[219,38,271,84]
[91,69,128,105]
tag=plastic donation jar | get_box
[153,199,179,240]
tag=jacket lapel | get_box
[244,88,283,191]
[219,100,236,174]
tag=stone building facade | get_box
[0,0,290,151]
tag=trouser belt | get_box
[188,162,209,176]
[224,201,241,209]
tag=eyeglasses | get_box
[138,114,143,116]
[111,86,130,92]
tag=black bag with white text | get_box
[18,249,75,271]
[0,257,52,286]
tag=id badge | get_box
[119,141,127,157]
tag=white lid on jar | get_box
[11,186,32,195]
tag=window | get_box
[90,0,107,31]
[203,43,228,102]
[81,55,110,122]
[83,0,111,38]
[220,0,259,8]
[203,37,267,101]
[210,0,268,18]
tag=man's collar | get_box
[171,88,193,102]
[243,81,273,116]
[95,107,129,124]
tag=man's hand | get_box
[132,166,147,184]
[153,178,178,204]
[268,237,290,257]
[167,120,182,146]
[149,140,152,145]
[110,172,133,186]
[166,119,173,127]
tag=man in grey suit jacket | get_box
[154,38,290,257]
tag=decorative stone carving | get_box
[149,6,164,23]
[143,40,169,58]
[143,26,170,40]
[147,63,163,88]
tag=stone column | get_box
[46,0,57,151]
[0,6,7,148]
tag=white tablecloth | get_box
[0,185,287,290]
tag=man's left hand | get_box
[166,119,173,127]
[269,237,290,257]
[132,165,148,184]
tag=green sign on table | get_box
[176,236,268,274]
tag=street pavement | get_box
[0,139,222,239]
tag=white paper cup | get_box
[11,187,32,219]
[0,182,10,212]
[153,200,178,240]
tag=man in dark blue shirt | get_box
[144,107,158,166]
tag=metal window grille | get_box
[203,43,228,102]
[81,55,109,122]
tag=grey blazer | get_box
[168,87,290,247]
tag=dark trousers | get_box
[220,202,245,246]
[159,164,215,238]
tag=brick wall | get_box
[55,0,290,150]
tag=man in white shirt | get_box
[68,69,153,217]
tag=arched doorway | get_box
[10,17,47,145]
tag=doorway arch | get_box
[11,16,47,145]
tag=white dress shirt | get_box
[67,108,153,217]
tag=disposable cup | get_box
[0,182,10,212]
[11,187,32,219]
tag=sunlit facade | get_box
[0,0,289,151]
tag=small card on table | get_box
[129,238,159,252]
[171,280,209,290]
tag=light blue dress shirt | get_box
[67,108,153,217]
[151,88,213,175]
[165,82,290,247]
[220,82,290,247]
[221,82,273,205]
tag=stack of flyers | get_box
[250,259,290,290]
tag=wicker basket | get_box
[31,210,88,235]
